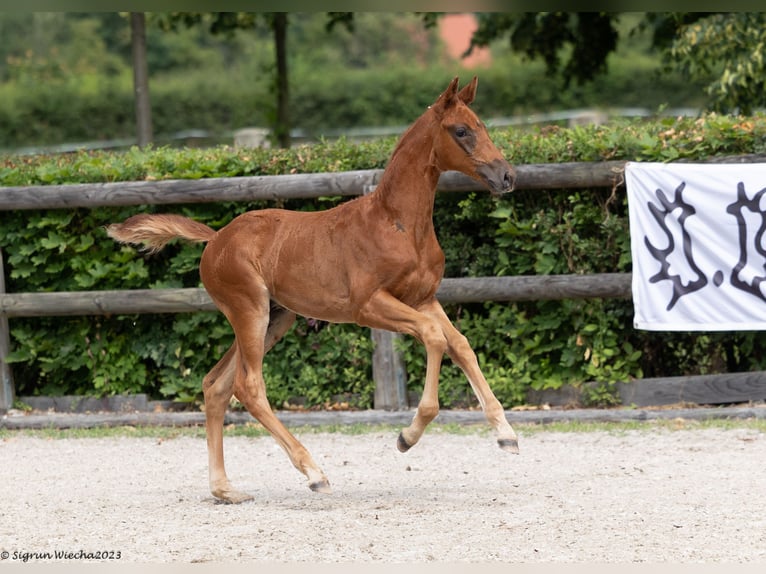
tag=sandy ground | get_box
[0,424,764,564]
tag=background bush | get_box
[3,114,766,408]
[0,57,709,150]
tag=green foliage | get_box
[4,114,766,408]
[262,322,374,409]
[0,10,714,151]
[668,13,766,114]
[0,58,710,150]
[471,13,619,86]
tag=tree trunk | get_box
[131,12,153,148]
[273,13,290,148]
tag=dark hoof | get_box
[498,438,520,454]
[309,479,332,494]
[397,432,413,453]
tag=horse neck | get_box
[373,114,441,229]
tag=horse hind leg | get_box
[202,303,296,504]
[233,367,331,493]
[264,302,296,353]
[227,293,331,494]
[203,343,254,503]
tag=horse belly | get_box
[271,281,354,324]
[266,230,356,323]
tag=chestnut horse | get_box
[107,77,519,503]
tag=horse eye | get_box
[455,127,467,138]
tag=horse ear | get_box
[458,76,478,105]
[433,77,461,112]
[445,76,460,96]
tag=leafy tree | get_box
[0,13,127,84]
[149,12,439,147]
[664,12,766,114]
[152,13,289,145]
[465,13,620,86]
[460,11,765,113]
[153,12,356,148]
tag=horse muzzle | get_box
[477,159,516,196]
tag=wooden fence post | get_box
[0,249,15,412]
[371,329,409,410]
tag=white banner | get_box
[626,162,766,331]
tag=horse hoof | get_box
[309,479,332,494]
[397,432,413,453]
[498,438,520,454]
[213,489,254,504]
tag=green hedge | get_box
[3,113,766,408]
[0,60,709,150]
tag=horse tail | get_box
[105,213,216,254]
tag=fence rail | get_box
[0,161,629,210]
[6,154,765,211]
[3,155,766,413]
[0,274,632,318]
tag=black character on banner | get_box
[726,182,766,303]
[644,182,708,310]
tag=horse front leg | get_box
[419,299,519,453]
[355,291,448,452]
[396,331,446,453]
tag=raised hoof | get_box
[309,479,332,494]
[213,489,254,505]
[397,432,413,453]
[498,438,520,454]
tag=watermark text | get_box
[1,549,122,562]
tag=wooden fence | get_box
[2,158,766,413]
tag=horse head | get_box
[429,76,516,196]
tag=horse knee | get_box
[421,323,448,355]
